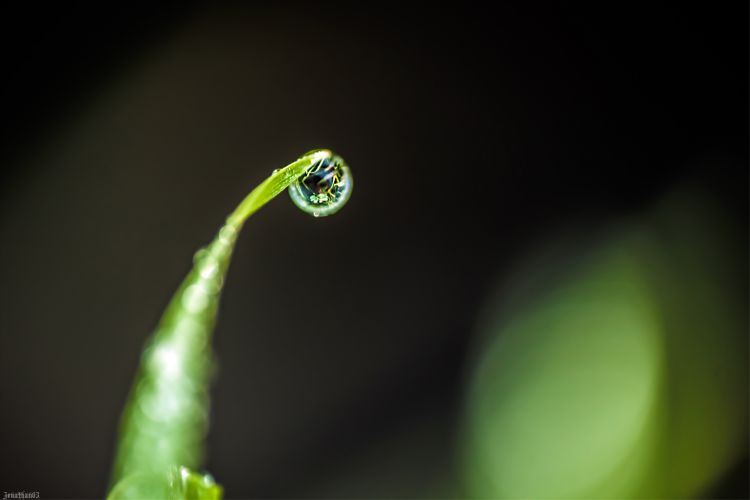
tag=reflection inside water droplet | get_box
[289,152,352,217]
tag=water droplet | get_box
[289,152,352,217]
[171,316,208,349]
[218,225,237,245]
[182,284,211,313]
[199,258,220,280]
[149,344,182,379]
[193,248,208,264]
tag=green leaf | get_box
[109,150,336,499]
[108,467,221,500]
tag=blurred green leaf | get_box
[464,187,747,498]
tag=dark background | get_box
[0,3,746,498]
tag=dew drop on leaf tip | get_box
[289,150,352,217]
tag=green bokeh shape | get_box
[465,243,664,498]
[464,190,748,498]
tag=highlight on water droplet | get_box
[289,150,352,217]
[181,283,211,313]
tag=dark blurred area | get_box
[0,3,746,499]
